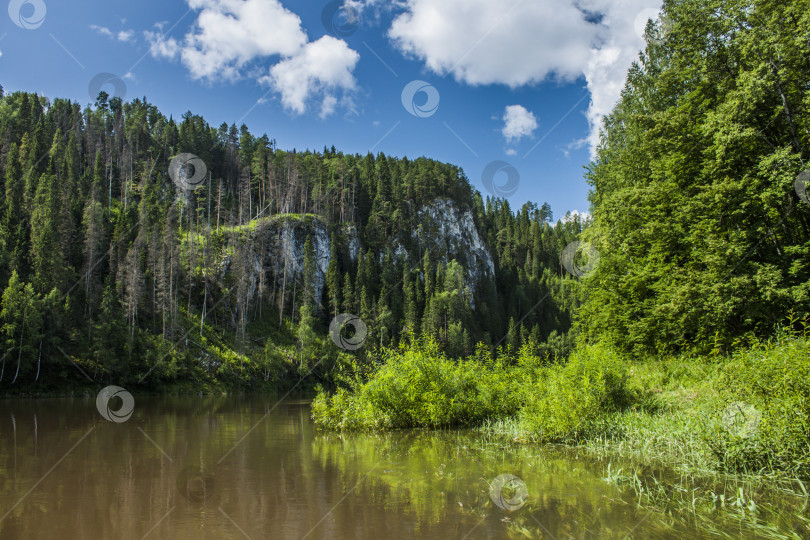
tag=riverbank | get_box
[311,331,810,537]
[313,328,810,481]
[0,371,295,398]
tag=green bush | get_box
[706,332,810,476]
[518,343,632,442]
[312,340,633,436]
[313,329,810,480]
[312,340,538,430]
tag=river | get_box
[0,395,804,539]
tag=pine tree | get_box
[325,233,340,319]
[30,171,61,293]
[402,268,418,332]
[0,271,43,384]
[1,143,26,282]
[302,235,316,310]
[297,303,318,374]
[341,271,354,314]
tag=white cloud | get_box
[91,25,136,42]
[502,105,537,143]
[561,136,588,159]
[145,31,180,59]
[580,2,664,158]
[383,0,662,157]
[146,0,305,80]
[388,0,596,87]
[178,0,306,80]
[562,209,591,223]
[505,148,517,156]
[147,0,359,117]
[263,36,359,115]
[320,95,338,119]
[90,25,114,38]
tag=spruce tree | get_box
[325,233,340,319]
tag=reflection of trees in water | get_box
[310,430,808,539]
[0,399,470,538]
[310,429,656,538]
[0,397,305,539]
[0,400,804,539]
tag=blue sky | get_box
[1,0,663,218]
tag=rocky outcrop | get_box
[220,215,353,308]
[256,216,332,302]
[412,198,495,292]
[222,198,495,308]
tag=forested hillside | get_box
[578,0,810,354]
[2,0,807,398]
[313,0,810,489]
[0,85,583,391]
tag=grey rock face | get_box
[412,198,495,292]
[223,199,494,309]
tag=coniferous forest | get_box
[0,85,583,391]
[2,0,810,537]
[311,0,810,485]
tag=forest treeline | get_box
[0,84,583,390]
[2,0,807,393]
[579,0,810,354]
[313,0,810,493]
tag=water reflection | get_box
[0,397,804,539]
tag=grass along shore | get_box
[312,328,810,537]
[313,326,810,482]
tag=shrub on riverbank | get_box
[491,329,810,478]
[312,340,632,432]
[314,329,810,479]
[709,332,810,476]
[517,343,633,441]
[312,340,537,429]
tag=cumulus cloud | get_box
[90,25,114,38]
[91,25,136,42]
[260,36,359,116]
[146,0,360,117]
[562,209,592,223]
[383,0,662,157]
[580,2,665,157]
[145,31,180,59]
[320,95,339,119]
[502,105,537,143]
[389,0,595,87]
[176,0,305,80]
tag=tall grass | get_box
[313,328,810,537]
[313,328,810,479]
[312,340,534,429]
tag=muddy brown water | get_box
[0,396,804,539]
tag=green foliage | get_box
[315,328,810,480]
[518,343,632,442]
[0,272,43,382]
[312,341,634,438]
[579,0,810,355]
[312,340,535,430]
[706,325,810,476]
[0,87,580,391]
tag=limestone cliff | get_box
[222,199,494,308]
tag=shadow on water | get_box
[0,397,806,539]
